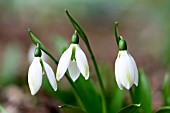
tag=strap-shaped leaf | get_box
[110,88,125,113]
[117,104,142,113]
[59,104,86,113]
[156,106,170,113]
[134,69,152,113]
[74,75,102,113]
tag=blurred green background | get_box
[0,0,170,113]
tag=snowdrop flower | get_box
[56,31,89,82]
[115,38,138,90]
[28,45,57,95]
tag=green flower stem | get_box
[65,9,107,113]
[129,88,135,104]
[115,22,120,46]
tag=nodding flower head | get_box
[28,45,57,95]
[115,50,138,90]
[56,32,89,82]
[114,22,138,90]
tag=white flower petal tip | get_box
[56,73,61,81]
[28,57,42,95]
[115,50,138,90]
[56,44,90,82]
[134,81,138,87]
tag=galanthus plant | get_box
[26,10,170,113]
[114,22,138,90]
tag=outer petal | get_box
[28,57,42,95]
[68,61,80,82]
[75,45,89,80]
[43,60,57,91]
[118,51,134,90]
[129,54,138,86]
[56,45,72,81]
[115,57,123,90]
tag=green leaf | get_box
[74,76,102,113]
[156,106,170,113]
[59,104,86,113]
[0,105,8,113]
[110,88,125,113]
[117,104,142,113]
[163,73,170,106]
[134,69,152,113]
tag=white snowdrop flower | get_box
[56,32,89,82]
[114,22,138,90]
[115,50,138,90]
[28,46,57,95]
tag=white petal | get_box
[43,61,57,91]
[129,54,138,86]
[115,57,123,90]
[56,45,72,81]
[68,61,80,82]
[118,51,134,90]
[28,57,42,95]
[75,45,89,80]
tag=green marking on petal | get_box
[71,46,76,61]
[39,58,45,74]
[126,70,131,84]
[85,64,89,77]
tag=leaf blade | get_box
[156,106,170,113]
[117,104,142,113]
[134,69,152,113]
[163,73,170,106]
[59,104,86,113]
